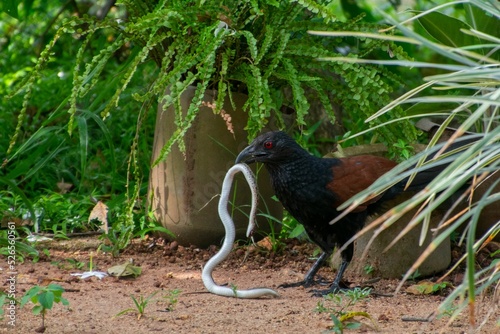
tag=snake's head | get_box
[245,222,255,238]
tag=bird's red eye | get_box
[264,141,273,149]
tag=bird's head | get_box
[235,131,307,165]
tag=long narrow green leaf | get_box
[308,30,421,44]
[0,237,39,257]
[317,57,469,71]
[77,115,88,192]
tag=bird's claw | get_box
[278,281,310,289]
[279,276,329,289]
[309,284,349,297]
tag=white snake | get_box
[201,163,280,298]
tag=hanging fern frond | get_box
[279,58,309,125]
[263,29,291,80]
[255,26,275,65]
[238,30,259,61]
[5,22,68,155]
[100,31,164,120]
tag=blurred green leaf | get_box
[404,102,458,116]
[464,4,500,39]
[20,286,40,307]
[46,284,65,293]
[288,223,305,239]
[0,237,39,258]
[416,11,479,47]
[1,0,19,19]
[32,304,44,315]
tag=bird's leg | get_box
[279,252,329,289]
[310,259,350,296]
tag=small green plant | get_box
[311,247,323,259]
[134,212,176,240]
[20,284,69,332]
[231,284,238,297]
[115,291,159,320]
[32,193,97,235]
[363,265,375,276]
[406,269,421,282]
[390,139,415,162]
[449,231,460,244]
[315,288,375,333]
[67,258,85,269]
[0,232,39,263]
[279,211,307,240]
[99,224,135,257]
[163,289,181,312]
[436,302,459,319]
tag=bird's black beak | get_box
[235,145,256,164]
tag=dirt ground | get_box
[2,236,499,334]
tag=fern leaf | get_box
[238,30,259,61]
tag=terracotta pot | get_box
[148,86,282,247]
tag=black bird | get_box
[235,131,476,295]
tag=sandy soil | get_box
[1,236,499,334]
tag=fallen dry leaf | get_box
[107,262,142,278]
[57,180,73,194]
[89,201,109,233]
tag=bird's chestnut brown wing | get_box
[326,156,397,212]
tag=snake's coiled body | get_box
[201,163,279,298]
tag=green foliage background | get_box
[1,1,157,235]
[1,0,420,235]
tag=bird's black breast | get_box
[265,157,367,250]
[268,157,337,215]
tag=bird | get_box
[235,130,477,295]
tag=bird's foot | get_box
[309,283,349,297]
[279,276,329,289]
[279,280,313,289]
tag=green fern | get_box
[6,23,67,155]
[6,0,418,163]
[293,0,337,22]
[68,33,94,134]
